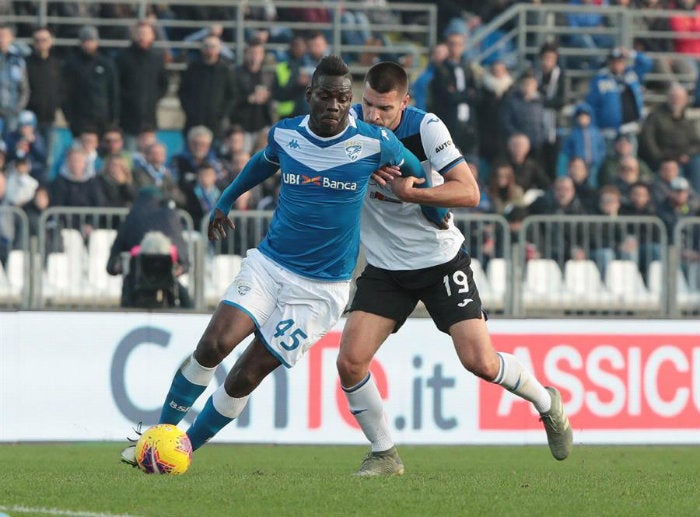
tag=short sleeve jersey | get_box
[351,104,467,270]
[259,114,404,281]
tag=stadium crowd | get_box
[1,1,700,277]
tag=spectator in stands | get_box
[613,156,644,205]
[216,125,246,164]
[170,125,223,201]
[256,175,281,211]
[24,184,62,256]
[115,21,168,150]
[639,82,700,192]
[132,142,186,208]
[536,42,565,177]
[650,158,700,210]
[26,27,62,164]
[585,47,652,146]
[96,127,133,172]
[487,161,524,214]
[589,184,634,277]
[619,180,663,274]
[0,24,30,138]
[62,26,119,137]
[217,150,252,192]
[476,60,513,167]
[430,30,481,158]
[98,155,136,209]
[566,157,598,212]
[598,133,653,187]
[131,126,158,171]
[563,0,615,70]
[4,155,38,209]
[50,147,105,208]
[0,171,13,266]
[635,0,695,90]
[71,128,100,180]
[4,110,48,184]
[178,34,235,140]
[184,161,221,225]
[182,24,235,63]
[106,186,192,308]
[230,40,274,154]
[0,141,6,175]
[304,31,330,68]
[505,133,551,193]
[657,175,700,239]
[501,69,547,166]
[530,175,588,216]
[412,43,448,112]
[669,0,700,59]
[557,102,606,186]
[273,35,311,120]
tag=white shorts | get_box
[221,248,351,368]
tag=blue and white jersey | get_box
[351,104,467,270]
[258,114,404,281]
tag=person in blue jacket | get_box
[557,102,607,187]
[585,47,653,147]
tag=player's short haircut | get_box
[311,55,349,87]
[364,61,408,95]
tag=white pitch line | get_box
[0,505,138,517]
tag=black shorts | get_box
[348,248,485,334]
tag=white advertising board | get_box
[0,312,698,444]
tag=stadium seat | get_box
[469,258,496,308]
[0,261,11,300]
[605,260,659,310]
[6,249,26,298]
[647,260,700,311]
[87,229,121,304]
[42,251,88,304]
[522,258,575,309]
[487,258,507,303]
[205,254,243,306]
[564,259,619,308]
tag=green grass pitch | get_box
[1,443,698,517]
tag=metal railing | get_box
[5,0,437,76]
[0,206,30,309]
[2,208,698,317]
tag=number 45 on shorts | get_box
[274,319,308,351]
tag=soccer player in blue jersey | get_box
[336,62,573,476]
[120,55,445,464]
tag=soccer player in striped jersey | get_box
[120,55,449,465]
[337,62,573,476]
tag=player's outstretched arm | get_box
[209,150,279,240]
[393,158,480,209]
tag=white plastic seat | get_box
[0,261,11,300]
[648,260,700,310]
[605,260,659,309]
[470,258,498,309]
[564,259,619,307]
[522,259,574,309]
[42,252,88,303]
[205,254,243,306]
[87,229,121,303]
[6,249,25,297]
[487,258,507,301]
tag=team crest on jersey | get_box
[344,141,362,161]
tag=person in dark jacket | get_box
[430,31,481,157]
[106,186,192,308]
[26,26,63,163]
[178,34,235,139]
[115,21,168,147]
[62,26,119,137]
[229,39,274,153]
[501,69,547,164]
[272,34,311,120]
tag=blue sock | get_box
[158,370,208,425]
[186,396,234,450]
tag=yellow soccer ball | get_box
[134,424,192,475]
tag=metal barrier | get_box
[517,215,670,317]
[6,0,436,77]
[34,207,195,309]
[672,217,700,317]
[0,206,31,309]
[3,207,697,317]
